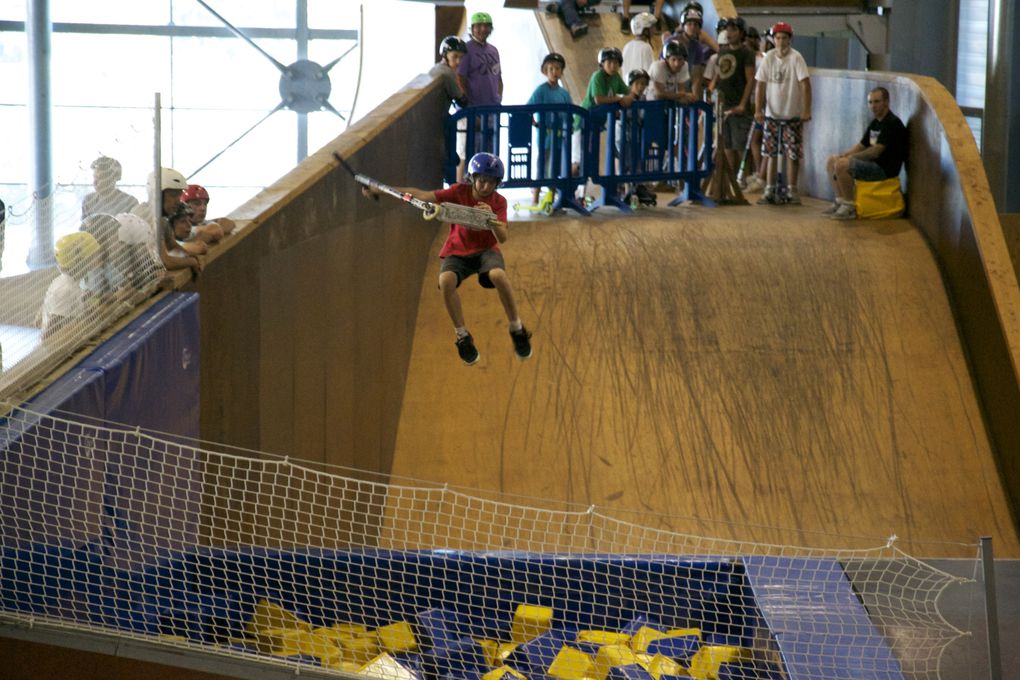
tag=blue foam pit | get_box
[503,629,573,676]
[416,608,470,649]
[607,664,655,680]
[646,635,701,664]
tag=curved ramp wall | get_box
[192,76,449,477]
[804,69,1020,525]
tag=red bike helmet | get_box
[182,184,210,203]
[771,21,793,37]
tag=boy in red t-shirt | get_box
[362,152,531,365]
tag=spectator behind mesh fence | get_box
[171,204,207,257]
[0,197,5,274]
[114,212,164,294]
[81,156,139,219]
[80,214,123,300]
[133,167,202,277]
[37,232,100,340]
[183,184,236,242]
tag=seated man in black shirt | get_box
[824,86,907,220]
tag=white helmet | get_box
[630,12,657,36]
[161,167,187,191]
[115,212,154,245]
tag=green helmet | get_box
[470,12,493,26]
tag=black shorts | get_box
[440,250,505,288]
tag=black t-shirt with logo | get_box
[715,45,754,109]
[859,111,907,178]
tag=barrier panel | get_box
[589,100,715,211]
[445,101,715,216]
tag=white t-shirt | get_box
[647,59,691,101]
[754,47,810,120]
[41,273,85,331]
[622,39,655,85]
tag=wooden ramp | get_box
[386,199,1020,558]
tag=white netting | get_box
[0,130,166,401]
[0,406,974,679]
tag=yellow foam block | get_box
[548,645,595,680]
[577,630,631,647]
[359,652,419,680]
[378,621,418,654]
[252,626,301,654]
[158,635,188,642]
[265,628,343,663]
[246,599,311,635]
[642,653,687,680]
[497,642,519,664]
[332,622,370,637]
[483,667,528,680]
[665,628,701,640]
[629,627,666,654]
[341,632,380,664]
[511,604,554,645]
[688,646,750,680]
[476,638,501,667]
[593,644,641,680]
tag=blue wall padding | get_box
[607,665,655,680]
[0,293,201,574]
[742,557,903,680]
[0,369,106,549]
[79,293,200,438]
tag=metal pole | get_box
[296,0,309,162]
[26,0,54,267]
[980,536,1002,680]
[153,92,162,247]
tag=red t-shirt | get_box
[433,183,506,257]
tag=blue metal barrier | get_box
[589,100,715,211]
[445,104,591,216]
[444,101,715,216]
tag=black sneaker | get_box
[456,333,480,365]
[570,22,588,39]
[620,15,631,34]
[510,326,533,360]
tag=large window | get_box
[0,0,435,276]
[955,0,987,150]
